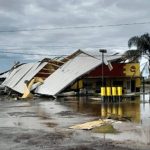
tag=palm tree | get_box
[127,33,150,73]
[123,49,141,63]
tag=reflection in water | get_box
[101,103,140,122]
[58,96,141,123]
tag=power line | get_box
[0,50,124,57]
[0,44,127,47]
[0,45,127,50]
[0,21,150,33]
[0,43,127,51]
[0,51,60,57]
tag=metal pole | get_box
[99,49,107,102]
[102,52,104,87]
[99,49,107,85]
[143,77,145,102]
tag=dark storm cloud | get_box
[0,0,150,71]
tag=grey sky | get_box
[0,0,150,71]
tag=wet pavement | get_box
[0,94,150,150]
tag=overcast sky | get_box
[0,0,150,72]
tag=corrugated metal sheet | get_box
[0,71,10,79]
[36,52,102,96]
[2,62,47,94]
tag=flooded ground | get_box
[0,92,150,149]
[57,95,150,143]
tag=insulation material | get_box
[69,120,105,130]
[69,119,116,130]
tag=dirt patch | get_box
[8,112,38,117]
[39,115,51,120]
[44,122,58,128]
[14,133,35,143]
[11,129,132,150]
[26,132,65,146]
[57,111,75,116]
[67,145,95,150]
[67,144,132,150]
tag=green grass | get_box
[92,123,118,134]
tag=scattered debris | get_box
[21,77,44,99]
[69,119,121,134]
[69,119,116,130]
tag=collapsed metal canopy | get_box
[0,71,9,79]
[2,62,48,94]
[35,52,102,96]
[2,49,123,96]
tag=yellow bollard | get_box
[117,87,122,96]
[112,87,117,96]
[101,87,106,96]
[106,87,111,96]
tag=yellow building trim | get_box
[123,63,140,77]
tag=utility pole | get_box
[99,49,107,101]
[99,49,107,87]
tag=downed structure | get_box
[0,69,12,93]
[35,50,122,96]
[35,50,101,96]
[0,70,10,84]
[2,49,141,98]
[2,58,64,98]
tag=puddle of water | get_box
[56,96,141,123]
[55,95,150,145]
[37,101,94,127]
[2,94,149,145]
[0,101,54,131]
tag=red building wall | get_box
[87,63,125,77]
